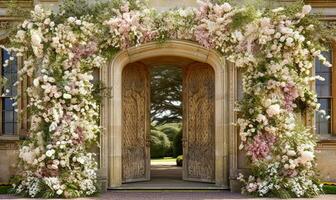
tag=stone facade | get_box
[0,0,335,191]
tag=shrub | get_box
[156,123,181,141]
[176,155,183,166]
[150,130,171,158]
[173,129,183,158]
[155,123,182,157]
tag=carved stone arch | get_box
[100,40,233,189]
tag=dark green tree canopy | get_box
[150,66,182,125]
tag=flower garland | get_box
[5,0,332,198]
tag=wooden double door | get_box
[121,61,215,184]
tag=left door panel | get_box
[122,62,150,183]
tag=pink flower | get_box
[283,82,299,111]
[72,42,98,62]
[195,25,213,48]
[246,133,276,161]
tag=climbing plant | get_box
[3,0,335,198]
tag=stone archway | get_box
[100,40,232,189]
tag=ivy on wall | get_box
[3,0,335,198]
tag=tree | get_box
[150,66,182,125]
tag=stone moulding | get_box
[99,40,238,189]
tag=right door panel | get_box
[182,63,215,183]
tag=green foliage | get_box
[150,130,171,158]
[151,66,182,125]
[229,6,258,30]
[173,128,183,158]
[60,0,146,21]
[59,0,91,18]
[176,155,183,166]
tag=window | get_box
[315,48,335,137]
[0,48,18,135]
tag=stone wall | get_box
[0,140,18,183]
[316,143,336,182]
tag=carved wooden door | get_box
[122,62,150,183]
[182,63,215,183]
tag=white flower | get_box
[266,104,281,117]
[299,151,314,164]
[34,5,43,14]
[44,18,51,25]
[272,7,284,13]
[302,5,312,15]
[287,150,296,157]
[46,149,55,157]
[285,37,294,46]
[16,30,26,41]
[33,78,40,87]
[19,146,35,164]
[53,159,60,165]
[222,3,232,12]
[256,114,266,123]
[49,122,57,131]
[60,160,66,167]
[56,189,63,195]
[63,93,72,99]
[178,9,188,17]
[30,30,42,47]
[67,17,76,23]
[75,20,82,25]
[284,164,289,169]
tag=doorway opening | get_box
[150,63,183,184]
[121,56,219,189]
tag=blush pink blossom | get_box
[246,133,276,161]
[283,82,299,111]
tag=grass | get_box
[323,184,336,194]
[151,157,176,163]
[0,185,11,194]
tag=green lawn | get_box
[0,185,11,194]
[151,157,176,163]
[323,185,336,194]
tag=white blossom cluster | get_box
[234,5,328,198]
[9,4,104,198]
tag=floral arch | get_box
[4,0,333,198]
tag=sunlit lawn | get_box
[151,157,176,163]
